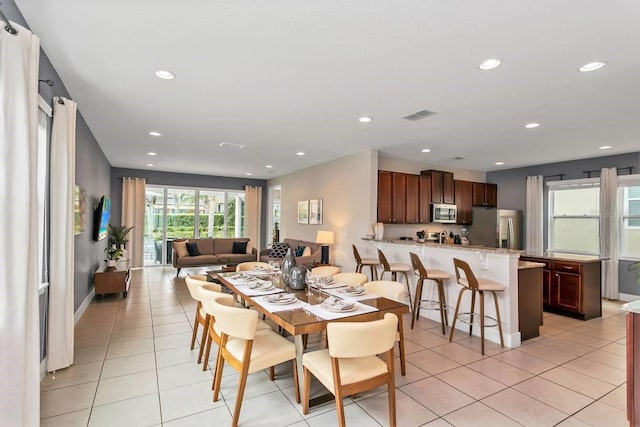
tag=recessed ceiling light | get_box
[358,116,372,123]
[146,163,154,167]
[495,161,505,166]
[421,148,432,153]
[296,152,305,156]
[154,70,175,79]
[478,58,501,70]
[245,172,252,176]
[265,165,273,168]
[147,152,157,156]
[599,145,612,150]
[525,122,541,129]
[149,131,162,136]
[579,61,606,72]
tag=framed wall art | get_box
[309,198,323,224]
[297,200,309,224]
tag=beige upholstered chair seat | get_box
[311,266,340,277]
[225,331,296,374]
[459,277,504,291]
[426,269,450,280]
[332,272,367,286]
[303,351,388,390]
[361,257,379,265]
[388,262,411,272]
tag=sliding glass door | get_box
[144,186,246,265]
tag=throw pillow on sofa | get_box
[186,242,201,256]
[232,241,248,254]
[174,240,189,258]
[269,242,289,258]
[302,246,312,256]
[295,246,306,256]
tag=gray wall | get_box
[487,151,640,296]
[110,168,268,245]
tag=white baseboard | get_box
[618,293,640,302]
[74,288,96,325]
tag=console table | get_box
[94,267,130,299]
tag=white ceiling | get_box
[15,0,640,179]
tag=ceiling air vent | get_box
[401,109,436,122]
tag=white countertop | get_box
[362,237,522,255]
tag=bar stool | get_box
[449,258,504,355]
[409,252,450,334]
[352,245,379,281]
[377,249,413,312]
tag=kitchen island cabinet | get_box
[520,253,602,320]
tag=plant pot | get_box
[106,259,116,268]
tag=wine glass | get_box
[305,273,315,298]
[316,276,326,302]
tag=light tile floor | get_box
[40,267,629,426]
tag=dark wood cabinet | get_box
[419,175,431,223]
[405,174,420,223]
[377,171,393,223]
[377,170,407,223]
[518,265,543,340]
[472,182,498,207]
[454,180,473,225]
[421,170,454,204]
[520,256,601,320]
[94,268,130,299]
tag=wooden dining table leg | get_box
[397,313,406,376]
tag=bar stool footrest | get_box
[455,312,499,328]
[416,300,448,312]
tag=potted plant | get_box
[109,224,134,249]
[105,244,123,268]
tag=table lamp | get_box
[316,230,334,265]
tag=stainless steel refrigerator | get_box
[469,208,522,249]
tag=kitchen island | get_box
[364,239,524,347]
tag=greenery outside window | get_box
[619,176,640,259]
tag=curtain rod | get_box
[543,173,565,180]
[0,5,18,35]
[39,79,66,105]
[583,166,634,178]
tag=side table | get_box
[94,267,130,299]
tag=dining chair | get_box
[377,249,413,312]
[332,272,367,287]
[449,258,505,355]
[209,295,300,427]
[184,275,215,364]
[311,265,340,277]
[352,244,379,281]
[409,252,450,333]
[363,280,407,376]
[236,261,271,271]
[198,284,272,371]
[302,313,398,427]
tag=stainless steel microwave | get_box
[432,203,457,223]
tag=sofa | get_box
[259,238,322,266]
[172,238,257,276]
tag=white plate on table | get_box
[266,294,296,304]
[338,286,365,295]
[248,282,274,290]
[321,299,357,313]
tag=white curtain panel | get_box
[121,177,146,268]
[525,175,544,253]
[0,22,41,426]
[245,186,262,258]
[47,97,77,372]
[599,167,618,299]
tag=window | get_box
[548,179,600,254]
[619,175,640,258]
[37,96,51,289]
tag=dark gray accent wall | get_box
[110,168,268,245]
[487,151,640,296]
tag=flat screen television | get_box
[94,196,111,241]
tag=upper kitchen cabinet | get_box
[454,180,473,225]
[421,170,454,204]
[419,174,432,223]
[377,170,406,223]
[472,182,497,207]
[405,174,420,223]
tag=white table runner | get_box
[304,300,378,320]
[253,296,311,313]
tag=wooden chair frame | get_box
[409,252,448,333]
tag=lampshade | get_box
[316,230,335,245]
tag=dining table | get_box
[207,269,409,405]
